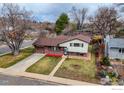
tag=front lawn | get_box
[0,47,34,68]
[55,58,99,84]
[26,56,62,75]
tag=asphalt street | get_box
[0,40,35,54]
[0,73,59,85]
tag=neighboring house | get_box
[33,35,91,56]
[25,29,40,38]
[0,31,3,45]
[0,33,2,40]
[105,35,124,59]
[0,31,3,41]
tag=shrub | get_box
[46,54,63,57]
[115,58,121,61]
[108,72,116,78]
[99,70,107,78]
[101,57,111,66]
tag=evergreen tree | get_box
[55,13,69,35]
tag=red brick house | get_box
[33,35,91,56]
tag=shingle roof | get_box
[33,35,91,47]
[108,38,124,48]
[67,34,91,43]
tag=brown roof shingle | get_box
[33,35,91,47]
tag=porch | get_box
[35,46,64,55]
[35,46,90,58]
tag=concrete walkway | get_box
[4,53,45,74]
[49,56,67,77]
[15,72,99,85]
[0,68,6,73]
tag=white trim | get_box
[59,38,89,45]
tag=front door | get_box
[64,47,68,55]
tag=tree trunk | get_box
[13,49,19,56]
[77,22,80,30]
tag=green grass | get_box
[26,56,62,75]
[0,47,34,68]
[89,44,96,62]
[55,58,99,84]
[88,45,93,52]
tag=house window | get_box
[119,48,121,53]
[81,43,84,47]
[122,48,124,53]
[74,43,80,47]
[70,43,73,46]
[119,48,124,53]
[53,47,56,51]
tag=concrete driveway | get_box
[4,53,45,74]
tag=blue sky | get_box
[19,3,113,22]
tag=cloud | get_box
[20,3,113,22]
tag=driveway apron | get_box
[4,53,45,74]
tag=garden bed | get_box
[0,47,34,68]
[26,56,62,75]
[55,58,99,84]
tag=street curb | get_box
[13,72,100,85]
[0,52,11,57]
[0,70,100,85]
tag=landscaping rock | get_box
[100,76,111,85]
[118,79,124,85]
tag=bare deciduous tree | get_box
[0,4,31,55]
[89,7,119,37]
[71,6,88,30]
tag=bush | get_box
[99,70,107,78]
[46,54,63,57]
[115,58,121,61]
[101,57,111,66]
[108,72,117,78]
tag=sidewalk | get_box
[49,56,67,77]
[0,68,6,73]
[15,72,99,85]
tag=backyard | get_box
[55,58,99,84]
[26,56,62,75]
[0,47,34,68]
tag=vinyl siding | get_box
[108,48,124,59]
[59,39,88,53]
